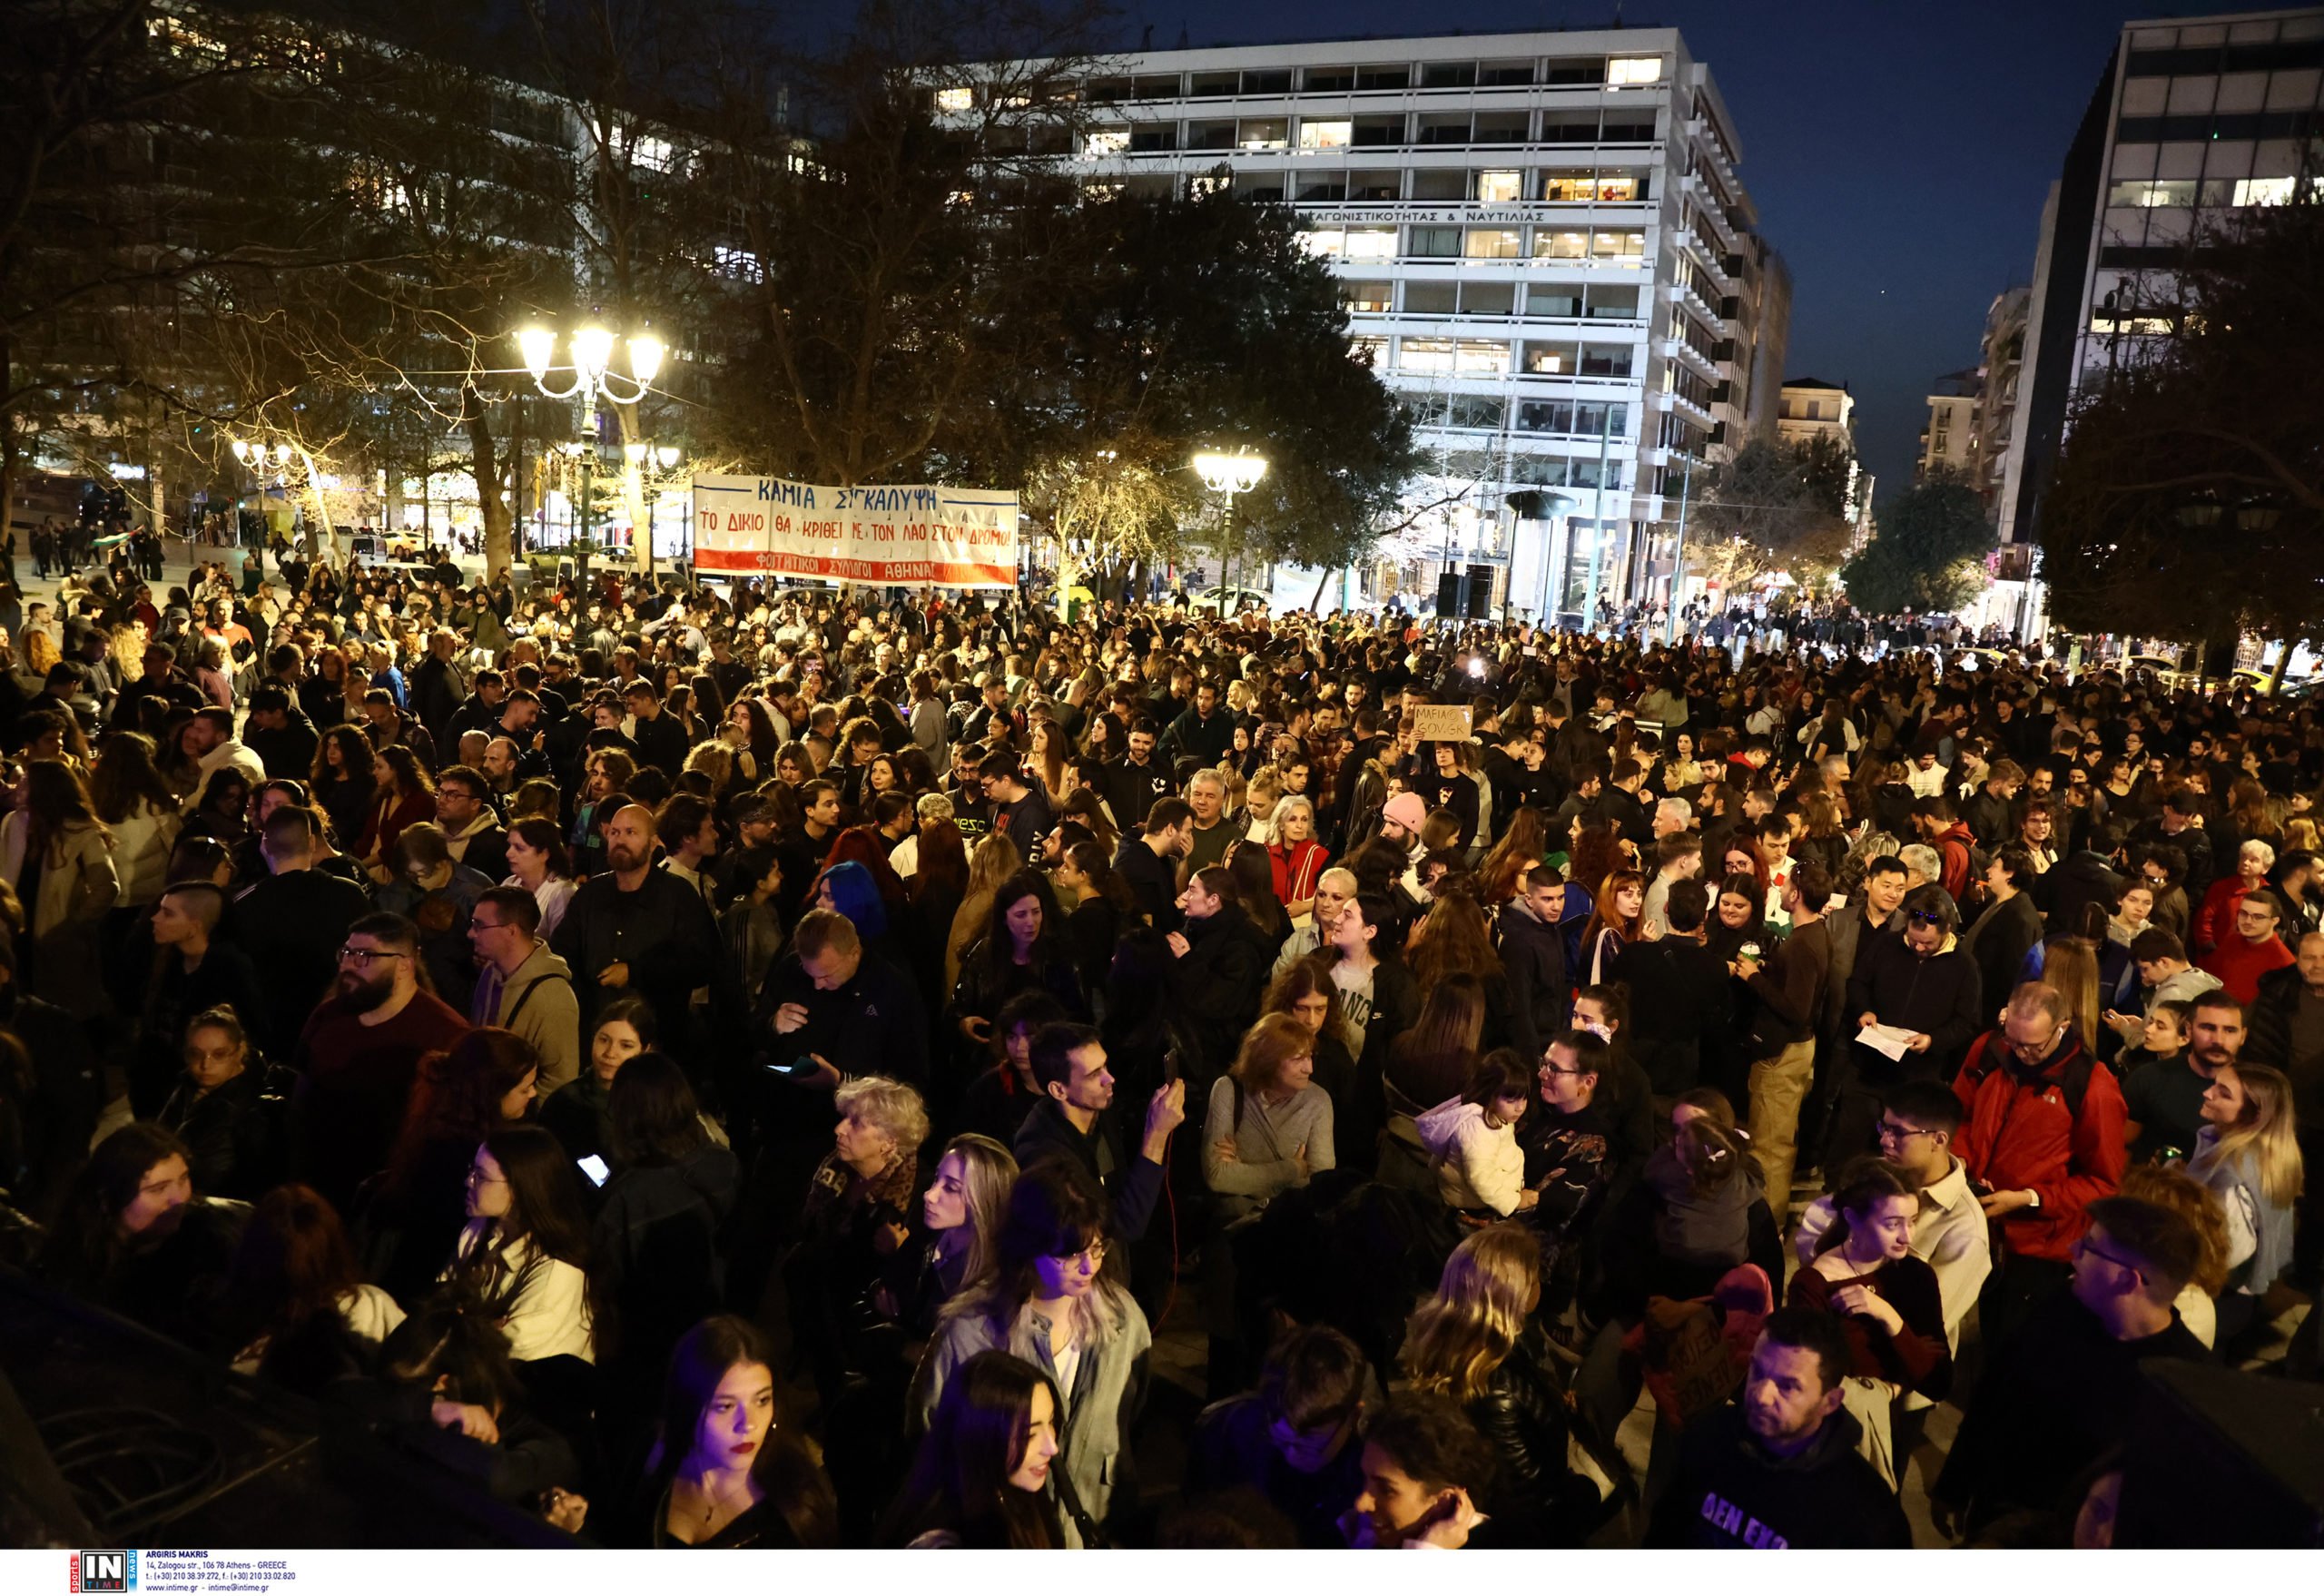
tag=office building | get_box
[982,27,1786,621]
[1999,6,2324,547]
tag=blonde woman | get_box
[1400,1224,1586,1542]
[1239,765,1284,847]
[2186,1062,2304,1347]
[1204,1012,1334,1222]
[881,1133,1018,1346]
[945,831,1022,992]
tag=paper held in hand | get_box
[1856,1023,1919,1062]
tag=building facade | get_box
[1999,6,2324,547]
[1918,371,1981,483]
[991,28,1784,622]
[1775,377,1854,448]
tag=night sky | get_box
[1098,0,2255,502]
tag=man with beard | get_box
[549,801,726,1039]
[288,912,469,1215]
[1650,1308,1912,1549]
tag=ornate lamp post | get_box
[1193,449,1266,610]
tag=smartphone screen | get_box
[576,1154,610,1187]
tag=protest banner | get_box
[691,474,1019,588]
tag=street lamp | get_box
[1193,450,1266,607]
[514,312,665,585]
[515,314,662,406]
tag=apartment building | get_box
[1918,371,1981,483]
[985,28,1786,621]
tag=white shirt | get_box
[1905,761,1948,798]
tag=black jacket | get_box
[2241,961,2323,1125]
[1933,1289,2207,1532]
[1497,900,1570,1067]
[628,706,692,778]
[1168,904,1276,1086]
[1465,1336,1590,1545]
[244,710,320,783]
[753,948,931,1089]
[596,1141,741,1374]
[1608,936,1734,1096]
[154,1067,276,1201]
[1649,1403,1912,1549]
[1963,892,2043,1023]
[1846,934,1984,1082]
[1111,832,1183,932]
[231,868,373,1062]
[1012,1098,1163,1243]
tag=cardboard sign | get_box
[1410,704,1474,742]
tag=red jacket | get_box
[1932,821,1977,905]
[1951,1029,2127,1262]
[2199,932,2296,1005]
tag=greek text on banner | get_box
[691,474,1019,589]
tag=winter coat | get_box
[0,813,119,1018]
[1498,897,1571,1067]
[1167,904,1276,1086]
[1951,1028,2127,1262]
[1846,931,1984,1083]
[1415,1097,1526,1216]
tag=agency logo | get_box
[70,1551,137,1593]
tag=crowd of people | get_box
[0,539,2317,1552]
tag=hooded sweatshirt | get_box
[478,940,583,1091]
[1649,1402,1912,1549]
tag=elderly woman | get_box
[783,1075,931,1405]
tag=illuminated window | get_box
[713,245,763,282]
[1594,172,1641,202]
[2233,176,2295,206]
[1534,230,1589,260]
[934,86,974,112]
[631,134,676,172]
[1464,228,1522,259]
[1237,119,1289,151]
[1298,228,1344,259]
[2090,313,2175,335]
[1539,171,1595,202]
[1351,335,1388,365]
[1299,119,1353,150]
[1399,338,1455,372]
[1189,172,1230,197]
[1607,55,1663,85]
[1344,282,1393,313]
[1592,230,1646,260]
[1343,226,1398,261]
[2105,179,2195,207]
[1456,340,1512,374]
[1523,342,1575,374]
[1474,170,1523,203]
[1085,128,1129,156]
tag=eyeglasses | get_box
[468,917,510,934]
[1876,1120,1934,1144]
[1051,1239,1108,1267]
[2073,1233,2143,1282]
[1905,910,1946,928]
[464,1166,507,1188]
[338,946,409,966]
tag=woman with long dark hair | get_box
[357,744,434,882]
[1054,839,1135,1000]
[35,1121,241,1346]
[947,870,1086,1063]
[883,1350,1071,1547]
[89,730,182,914]
[441,1125,596,1364]
[502,816,576,942]
[0,757,118,1016]
[602,1315,837,1546]
[367,1029,541,1303]
[218,1183,404,1394]
[309,724,377,848]
[594,1052,741,1460]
